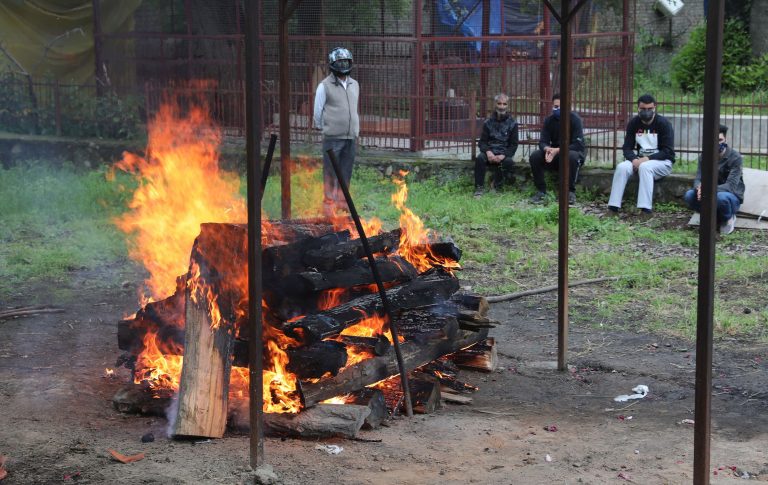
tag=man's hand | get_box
[632,156,649,171]
[696,185,701,201]
[486,150,503,164]
[544,147,559,163]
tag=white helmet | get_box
[328,47,353,75]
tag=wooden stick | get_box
[485,276,621,303]
[0,307,64,319]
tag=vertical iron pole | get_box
[410,0,424,152]
[480,0,490,105]
[278,0,292,219]
[693,0,725,482]
[244,0,265,468]
[556,1,573,372]
[540,10,551,119]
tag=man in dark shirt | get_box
[528,93,586,205]
[607,93,675,216]
[474,93,519,197]
[683,124,745,235]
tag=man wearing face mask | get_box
[474,93,519,197]
[683,124,745,235]
[528,93,586,205]
[607,93,675,217]
[314,47,359,216]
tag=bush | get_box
[671,19,766,93]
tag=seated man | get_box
[683,124,745,235]
[607,94,675,216]
[474,93,519,197]
[528,93,586,205]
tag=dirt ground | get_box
[1,214,767,484]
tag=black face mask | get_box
[552,107,560,119]
[719,142,728,153]
[638,108,655,123]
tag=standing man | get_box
[474,93,519,197]
[313,47,359,216]
[607,94,675,216]
[683,124,745,235]
[528,93,586,205]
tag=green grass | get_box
[2,162,767,342]
[0,161,133,298]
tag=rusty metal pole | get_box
[555,0,573,372]
[410,0,424,152]
[278,0,292,219]
[244,0,265,468]
[694,0,725,482]
[326,149,414,417]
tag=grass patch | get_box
[0,161,132,298]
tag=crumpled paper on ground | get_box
[315,444,343,455]
[614,384,649,402]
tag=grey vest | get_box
[320,75,360,139]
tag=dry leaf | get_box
[107,449,145,464]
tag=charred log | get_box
[112,384,174,416]
[263,230,351,277]
[336,334,391,356]
[450,338,498,372]
[285,340,348,380]
[284,269,460,344]
[279,255,417,297]
[299,327,488,408]
[347,388,387,429]
[301,229,401,272]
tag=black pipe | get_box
[325,148,414,417]
[260,134,278,198]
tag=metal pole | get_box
[278,0,292,219]
[410,0,424,152]
[555,0,572,372]
[244,0,265,468]
[261,134,278,196]
[694,0,725,482]
[325,148,414,417]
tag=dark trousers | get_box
[322,138,356,215]
[683,189,741,225]
[529,149,582,193]
[474,152,515,189]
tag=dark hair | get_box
[637,93,656,105]
[719,124,728,136]
[552,93,560,102]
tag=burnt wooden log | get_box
[280,255,417,297]
[172,223,246,439]
[409,375,442,414]
[284,269,460,344]
[263,230,351,277]
[450,292,490,317]
[450,338,498,372]
[337,335,391,356]
[285,340,348,380]
[397,309,459,343]
[112,384,174,416]
[299,327,488,408]
[227,400,370,438]
[347,388,388,429]
[411,240,462,266]
[267,218,342,246]
[301,229,401,272]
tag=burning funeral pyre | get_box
[111,97,497,439]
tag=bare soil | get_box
[1,218,767,484]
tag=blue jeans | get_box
[684,189,740,224]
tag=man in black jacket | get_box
[474,93,519,197]
[607,93,675,216]
[683,124,745,235]
[528,93,586,205]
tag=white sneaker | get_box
[720,215,736,235]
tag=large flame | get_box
[112,94,247,300]
[133,329,183,391]
[392,172,460,274]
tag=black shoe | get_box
[530,191,547,204]
[568,191,576,206]
[473,188,484,197]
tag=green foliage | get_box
[0,72,142,139]
[671,19,768,93]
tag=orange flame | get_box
[112,93,247,300]
[133,330,183,391]
[391,172,460,274]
